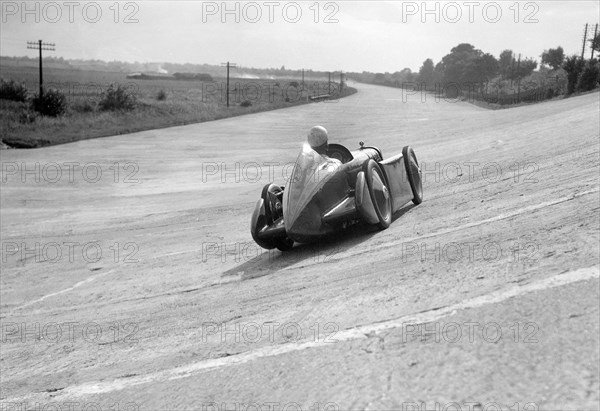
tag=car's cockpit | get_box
[327,142,383,164]
[327,143,354,164]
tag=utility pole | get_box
[516,54,521,103]
[510,57,515,88]
[27,40,55,97]
[581,23,589,60]
[302,69,305,90]
[220,61,237,107]
[328,72,331,94]
[591,24,598,60]
[340,71,344,91]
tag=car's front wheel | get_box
[363,159,392,229]
[275,237,294,252]
[250,183,294,251]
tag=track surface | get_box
[1,84,599,410]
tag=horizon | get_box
[1,1,599,74]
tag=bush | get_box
[576,60,600,92]
[18,110,37,124]
[73,100,95,113]
[240,99,252,107]
[31,89,67,117]
[0,79,28,102]
[157,89,167,101]
[563,56,585,95]
[99,84,137,111]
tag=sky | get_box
[1,1,599,73]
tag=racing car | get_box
[250,141,423,251]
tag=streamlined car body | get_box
[250,141,423,251]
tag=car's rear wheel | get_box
[403,146,423,205]
[363,159,392,229]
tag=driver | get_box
[307,125,342,165]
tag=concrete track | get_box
[1,83,599,410]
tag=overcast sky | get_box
[1,1,598,73]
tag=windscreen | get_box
[283,144,342,228]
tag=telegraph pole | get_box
[328,72,331,94]
[591,24,598,60]
[510,57,515,88]
[516,54,521,102]
[220,61,237,107]
[27,40,55,97]
[581,23,589,60]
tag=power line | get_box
[27,40,55,97]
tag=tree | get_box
[576,59,600,92]
[590,33,600,53]
[515,58,538,79]
[563,55,585,94]
[439,43,483,85]
[473,53,499,83]
[373,73,386,85]
[541,47,565,70]
[418,58,436,89]
[400,67,416,83]
[434,61,444,76]
[388,68,415,86]
[498,50,515,79]
[499,50,538,80]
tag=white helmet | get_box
[307,125,328,149]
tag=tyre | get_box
[251,184,294,251]
[275,237,294,252]
[363,159,392,229]
[261,183,283,225]
[402,146,423,205]
[250,184,282,249]
[262,185,294,251]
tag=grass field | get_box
[0,63,356,148]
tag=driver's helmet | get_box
[307,125,328,154]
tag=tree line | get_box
[350,33,600,101]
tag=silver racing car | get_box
[251,141,423,251]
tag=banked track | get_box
[1,84,599,409]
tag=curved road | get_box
[1,83,599,410]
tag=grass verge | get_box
[0,73,357,148]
